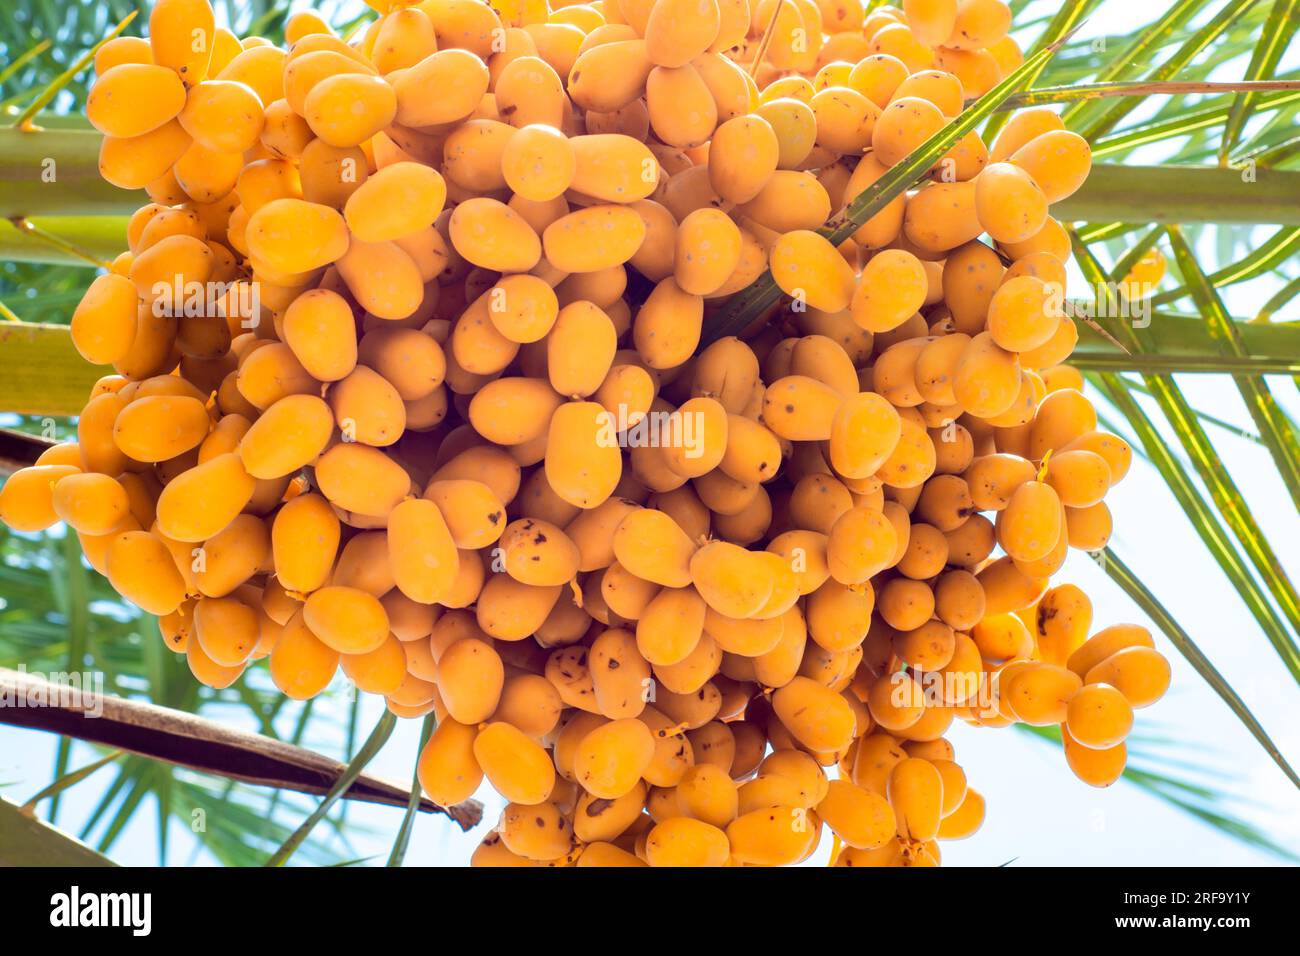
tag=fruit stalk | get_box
[0,127,144,218]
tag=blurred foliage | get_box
[0,522,372,865]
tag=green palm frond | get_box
[265,712,396,867]
[1096,548,1298,788]
[1166,226,1300,511]
[1218,0,1300,163]
[1072,236,1300,670]
[388,714,436,868]
[21,748,123,814]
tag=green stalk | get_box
[1166,225,1300,513]
[1094,89,1300,159]
[0,323,109,416]
[265,712,397,867]
[1075,307,1300,364]
[0,215,128,266]
[1100,549,1299,788]
[1069,353,1300,374]
[0,127,143,217]
[1008,78,1300,108]
[387,713,436,868]
[1053,165,1300,225]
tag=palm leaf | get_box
[1090,370,1300,678]
[174,776,358,867]
[1254,275,1300,324]
[1060,0,1202,108]
[1151,226,1300,306]
[1077,221,1143,242]
[0,793,118,866]
[1218,0,1300,163]
[1121,379,1265,444]
[1010,79,1300,110]
[1252,133,1300,167]
[982,0,1098,141]
[1072,0,1258,139]
[1095,88,1300,158]
[265,711,397,867]
[1166,225,1300,512]
[20,748,123,813]
[1071,231,1300,668]
[387,713,436,868]
[1015,726,1297,860]
[1097,548,1298,788]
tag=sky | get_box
[2,0,1299,867]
